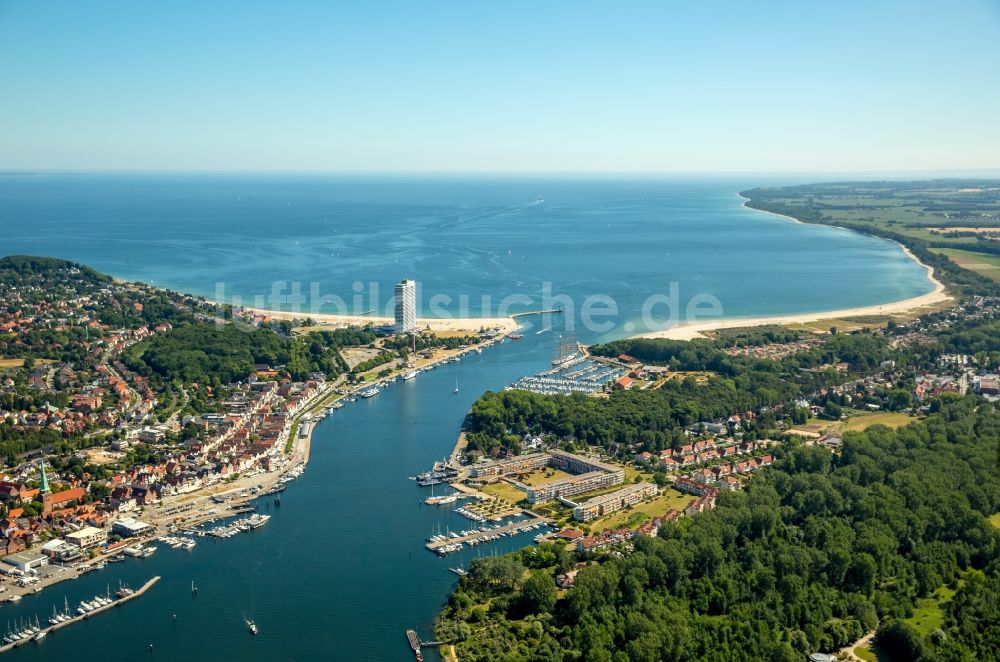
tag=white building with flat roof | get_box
[3,550,47,573]
[112,517,152,538]
[41,538,83,563]
[394,279,417,334]
[65,526,107,549]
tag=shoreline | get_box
[240,307,520,336]
[634,200,953,341]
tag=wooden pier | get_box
[425,516,551,552]
[0,576,161,655]
[510,309,564,319]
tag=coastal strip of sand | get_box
[243,307,520,336]
[635,208,953,341]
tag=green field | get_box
[743,183,1000,244]
[933,247,1000,283]
[842,411,917,432]
[741,182,1000,305]
[906,584,955,636]
[989,512,1000,529]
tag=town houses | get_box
[637,433,773,482]
[0,372,326,566]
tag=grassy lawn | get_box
[478,480,526,504]
[933,247,1000,283]
[843,412,917,432]
[782,299,954,334]
[786,317,888,334]
[590,488,690,532]
[623,465,652,482]
[665,370,713,383]
[855,645,880,661]
[520,468,574,486]
[905,584,955,636]
[990,512,1000,529]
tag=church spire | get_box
[39,459,52,495]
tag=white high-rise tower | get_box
[394,279,416,333]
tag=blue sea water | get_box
[0,173,933,342]
[0,174,936,660]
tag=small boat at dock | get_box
[406,629,423,661]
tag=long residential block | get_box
[572,482,659,521]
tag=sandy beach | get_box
[244,308,519,334]
[244,308,520,335]
[636,208,953,341]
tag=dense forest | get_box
[126,322,350,385]
[0,255,109,285]
[464,332,902,455]
[438,396,1000,661]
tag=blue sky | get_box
[1,0,999,172]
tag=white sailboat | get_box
[247,583,258,636]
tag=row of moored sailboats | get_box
[4,615,46,644]
[3,584,135,646]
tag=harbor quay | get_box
[0,381,334,606]
[0,316,515,605]
[0,575,160,654]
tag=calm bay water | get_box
[2,333,556,661]
[0,175,935,659]
[1,173,932,339]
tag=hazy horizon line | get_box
[3,167,1000,179]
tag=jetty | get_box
[406,629,448,661]
[510,308,564,319]
[0,576,160,654]
[425,516,551,553]
[406,629,423,661]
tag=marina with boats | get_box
[425,516,553,556]
[0,326,563,661]
[508,354,626,395]
[0,576,160,655]
[204,513,271,539]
